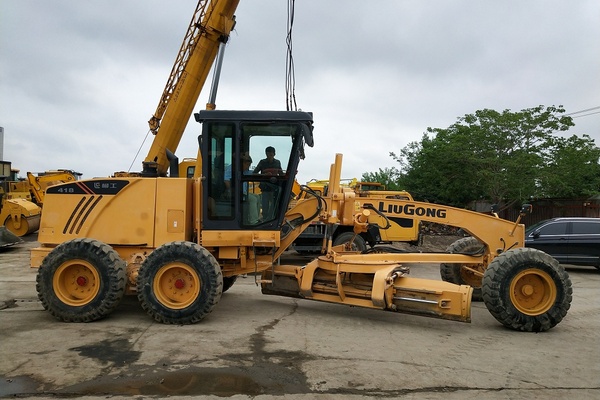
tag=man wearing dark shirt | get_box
[253,146,283,220]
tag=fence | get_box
[488,197,600,226]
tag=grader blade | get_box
[0,226,23,248]
[389,277,472,322]
[261,255,472,323]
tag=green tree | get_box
[367,105,599,207]
[539,134,600,198]
[361,167,403,190]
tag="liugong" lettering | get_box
[377,202,447,219]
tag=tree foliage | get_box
[539,134,600,198]
[361,167,403,190]
[365,105,600,207]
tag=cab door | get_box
[200,116,305,233]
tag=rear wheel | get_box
[36,238,126,322]
[482,247,572,332]
[333,231,367,252]
[137,241,223,324]
[440,237,485,301]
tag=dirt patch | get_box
[393,234,464,253]
[421,234,464,252]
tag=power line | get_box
[565,106,600,116]
[571,110,600,119]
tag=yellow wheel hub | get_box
[510,269,556,315]
[53,260,100,306]
[154,263,200,309]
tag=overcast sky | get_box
[1,0,599,183]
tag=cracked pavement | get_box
[1,237,599,399]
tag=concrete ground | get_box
[1,235,599,399]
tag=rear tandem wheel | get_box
[36,238,127,322]
[137,241,223,324]
[482,247,572,332]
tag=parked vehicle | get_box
[525,217,600,268]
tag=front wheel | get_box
[137,241,223,324]
[440,237,485,301]
[36,238,126,322]
[482,248,572,332]
[333,231,367,252]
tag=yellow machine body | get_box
[32,178,193,265]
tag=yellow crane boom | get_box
[144,0,239,176]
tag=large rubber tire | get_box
[440,237,485,301]
[333,231,367,252]
[222,276,237,293]
[36,238,126,322]
[137,241,223,324]
[482,247,572,332]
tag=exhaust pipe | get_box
[166,149,179,177]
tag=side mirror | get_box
[520,204,533,215]
[301,124,314,147]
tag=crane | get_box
[142,0,238,177]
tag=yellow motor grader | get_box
[32,110,571,332]
[30,0,571,332]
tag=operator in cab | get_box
[254,146,283,220]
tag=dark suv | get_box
[525,217,600,268]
